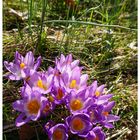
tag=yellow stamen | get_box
[71,117,85,131]
[70,99,83,111]
[49,95,54,102]
[53,129,63,140]
[102,111,109,116]
[95,91,100,97]
[27,99,40,114]
[56,88,64,100]
[37,80,47,90]
[69,80,77,89]
[20,62,25,69]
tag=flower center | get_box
[37,80,47,90]
[71,117,85,131]
[70,99,83,111]
[69,80,77,89]
[27,99,40,115]
[56,88,64,100]
[20,62,25,69]
[53,129,64,140]
[95,91,100,97]
[102,111,109,116]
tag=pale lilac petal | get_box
[24,51,34,66]
[80,74,88,87]
[97,85,105,93]
[71,60,79,69]
[70,67,81,84]
[34,56,41,70]
[107,114,120,122]
[8,74,21,80]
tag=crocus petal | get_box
[104,101,115,112]
[8,74,21,80]
[97,85,105,93]
[12,100,24,112]
[24,51,34,67]
[102,122,114,128]
[71,60,79,69]
[80,74,88,87]
[70,67,81,84]
[34,56,41,70]
[15,113,30,127]
[107,114,120,122]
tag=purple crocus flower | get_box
[100,101,120,128]
[51,85,67,105]
[66,89,93,114]
[47,123,68,140]
[87,104,103,124]
[55,54,80,73]
[4,51,41,80]
[88,81,105,98]
[87,81,113,105]
[66,113,92,137]
[12,90,47,127]
[85,127,105,140]
[27,71,53,94]
[60,66,88,93]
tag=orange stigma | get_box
[27,99,40,114]
[53,129,63,140]
[70,99,83,111]
[20,62,25,69]
[56,88,64,100]
[95,91,100,97]
[71,117,85,131]
[95,135,99,140]
[102,111,109,116]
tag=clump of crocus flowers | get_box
[4,51,120,140]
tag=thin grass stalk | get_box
[45,20,137,31]
[36,0,47,54]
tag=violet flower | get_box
[55,54,79,73]
[47,123,68,140]
[85,127,105,140]
[51,85,67,105]
[66,89,93,114]
[27,71,53,94]
[66,113,92,137]
[12,90,47,127]
[87,81,113,105]
[87,104,103,124]
[100,101,120,128]
[4,51,41,80]
[60,66,88,93]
